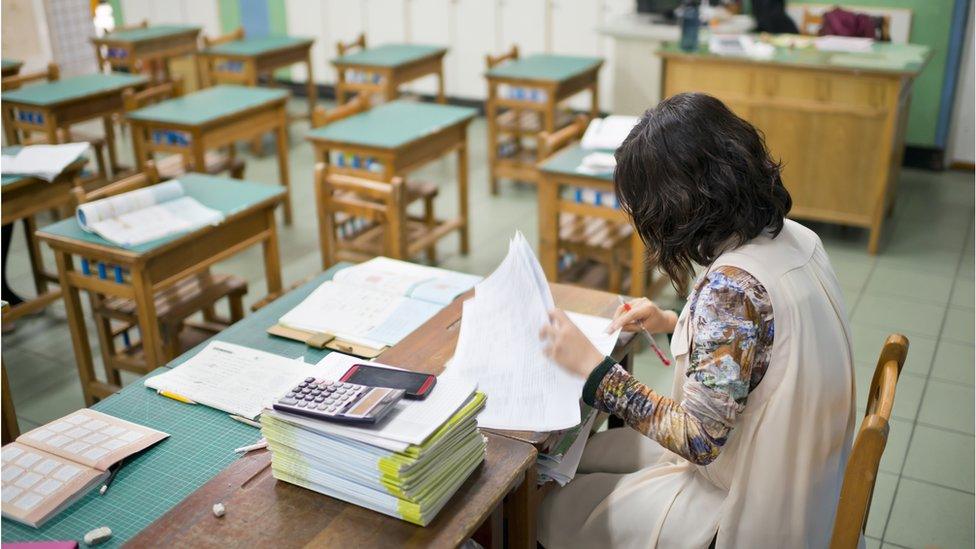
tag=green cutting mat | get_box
[1,265,349,546]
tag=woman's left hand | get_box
[540,309,605,379]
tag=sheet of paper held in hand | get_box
[444,232,621,431]
[144,341,313,420]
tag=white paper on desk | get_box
[144,341,312,419]
[284,352,477,448]
[0,143,89,182]
[580,115,639,150]
[334,256,481,306]
[443,232,621,432]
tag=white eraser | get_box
[212,502,226,518]
[84,526,112,545]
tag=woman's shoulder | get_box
[695,266,772,317]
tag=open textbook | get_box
[76,180,223,247]
[1,143,89,182]
[580,115,639,151]
[275,257,482,352]
[1,410,168,528]
[444,232,620,431]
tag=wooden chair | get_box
[2,62,109,182]
[538,115,635,294]
[199,27,247,88]
[122,77,245,180]
[71,163,248,384]
[830,334,909,549]
[336,33,367,58]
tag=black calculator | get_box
[272,377,404,424]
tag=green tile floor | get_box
[2,98,973,547]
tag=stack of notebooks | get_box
[260,354,486,526]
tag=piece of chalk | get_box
[84,526,112,545]
[213,502,226,518]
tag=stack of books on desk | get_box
[260,354,486,526]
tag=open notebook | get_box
[1,143,89,182]
[76,180,223,247]
[271,257,481,357]
[1,410,168,528]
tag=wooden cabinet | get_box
[661,48,927,253]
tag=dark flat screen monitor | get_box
[636,0,683,16]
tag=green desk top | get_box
[1,145,88,187]
[538,143,614,181]
[1,266,347,547]
[2,58,22,70]
[333,43,446,68]
[485,54,603,83]
[2,73,148,107]
[98,24,201,43]
[659,39,930,76]
[126,85,288,126]
[37,173,284,252]
[306,100,476,149]
[204,35,313,57]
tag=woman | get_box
[539,93,856,547]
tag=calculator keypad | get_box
[272,378,402,424]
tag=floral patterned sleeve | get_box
[581,266,774,466]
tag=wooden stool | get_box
[122,77,245,179]
[72,163,248,384]
[830,334,909,548]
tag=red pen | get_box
[619,298,672,367]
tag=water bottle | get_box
[679,1,700,52]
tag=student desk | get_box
[90,25,202,82]
[332,44,448,104]
[35,174,285,405]
[659,41,931,253]
[1,58,23,78]
[536,144,669,299]
[198,35,317,120]
[126,85,294,224]
[1,148,88,321]
[1,73,147,178]
[485,54,603,193]
[306,100,477,257]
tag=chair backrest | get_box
[830,333,909,549]
[1,62,59,91]
[486,45,519,70]
[538,114,589,160]
[204,27,245,48]
[311,94,370,129]
[72,162,159,206]
[336,33,367,57]
[122,77,185,113]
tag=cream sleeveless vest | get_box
[655,219,857,547]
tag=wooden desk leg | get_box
[103,115,121,178]
[305,52,318,116]
[505,464,538,549]
[262,209,284,296]
[2,105,18,146]
[131,266,164,373]
[384,73,398,102]
[590,81,600,120]
[486,83,500,196]
[436,65,446,104]
[1,362,20,445]
[457,141,470,255]
[538,174,559,283]
[336,69,347,105]
[275,115,293,225]
[54,252,98,405]
[22,217,48,296]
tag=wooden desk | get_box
[537,144,671,299]
[36,174,285,405]
[1,73,147,178]
[1,148,88,321]
[1,59,23,78]
[306,100,477,259]
[91,25,202,82]
[199,35,316,120]
[659,41,930,253]
[333,44,448,104]
[126,85,294,224]
[485,54,603,193]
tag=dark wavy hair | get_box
[613,92,792,290]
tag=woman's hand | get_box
[540,309,605,379]
[606,297,678,334]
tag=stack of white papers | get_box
[279,258,482,349]
[580,115,639,150]
[444,232,620,431]
[144,342,313,420]
[76,179,224,247]
[815,35,874,53]
[262,353,485,526]
[1,143,89,182]
[576,151,617,175]
[537,404,597,486]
